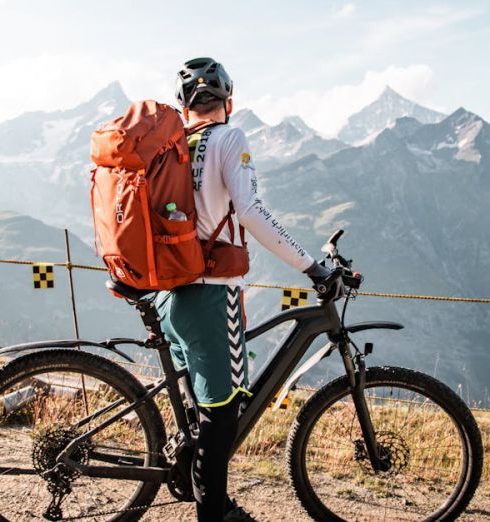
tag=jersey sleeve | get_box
[220,127,314,272]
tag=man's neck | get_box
[188,109,226,126]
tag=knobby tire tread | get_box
[286,366,483,522]
[0,349,167,521]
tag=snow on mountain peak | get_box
[230,109,265,133]
[281,115,315,135]
[231,108,345,168]
[339,85,446,145]
[88,81,129,106]
[408,107,488,164]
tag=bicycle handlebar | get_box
[321,229,363,290]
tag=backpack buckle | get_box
[131,174,146,188]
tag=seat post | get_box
[135,300,191,439]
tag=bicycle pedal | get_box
[163,431,189,460]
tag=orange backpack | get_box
[90,100,248,291]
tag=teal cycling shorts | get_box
[156,284,251,407]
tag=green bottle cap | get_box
[166,202,177,212]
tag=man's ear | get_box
[226,98,233,116]
[183,107,189,122]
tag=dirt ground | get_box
[141,469,490,522]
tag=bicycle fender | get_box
[272,322,404,410]
[345,321,404,333]
[0,339,136,363]
[272,342,336,411]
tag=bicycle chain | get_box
[43,449,184,521]
[33,432,184,520]
[61,499,181,520]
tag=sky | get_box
[0,0,489,136]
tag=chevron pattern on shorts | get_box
[227,286,244,389]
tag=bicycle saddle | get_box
[105,279,157,301]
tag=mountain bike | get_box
[0,230,482,521]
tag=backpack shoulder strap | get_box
[203,202,246,257]
[185,120,224,137]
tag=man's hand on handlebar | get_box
[304,261,345,301]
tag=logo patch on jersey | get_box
[240,152,255,170]
[241,152,250,165]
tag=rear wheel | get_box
[0,349,166,521]
[286,366,483,521]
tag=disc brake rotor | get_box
[354,431,410,475]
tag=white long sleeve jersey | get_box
[187,123,314,286]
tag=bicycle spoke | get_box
[300,377,471,521]
[0,356,162,520]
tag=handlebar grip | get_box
[327,229,344,247]
[321,229,344,257]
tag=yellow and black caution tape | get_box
[32,263,54,289]
[1,258,490,303]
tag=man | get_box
[157,57,338,522]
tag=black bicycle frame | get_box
[16,297,400,481]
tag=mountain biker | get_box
[156,57,340,522]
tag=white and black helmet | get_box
[175,57,233,108]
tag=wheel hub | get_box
[354,431,410,475]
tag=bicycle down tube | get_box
[233,300,341,451]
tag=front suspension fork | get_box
[339,341,387,472]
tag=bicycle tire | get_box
[0,349,167,521]
[286,366,483,521]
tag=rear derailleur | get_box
[32,426,93,521]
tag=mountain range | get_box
[0,211,144,348]
[338,86,446,144]
[0,83,489,404]
[230,109,346,169]
[0,82,130,242]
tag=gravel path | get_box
[141,471,490,521]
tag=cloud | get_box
[363,6,483,50]
[0,54,176,122]
[334,3,356,18]
[239,64,436,137]
[0,53,439,141]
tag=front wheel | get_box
[286,366,483,521]
[0,349,167,521]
